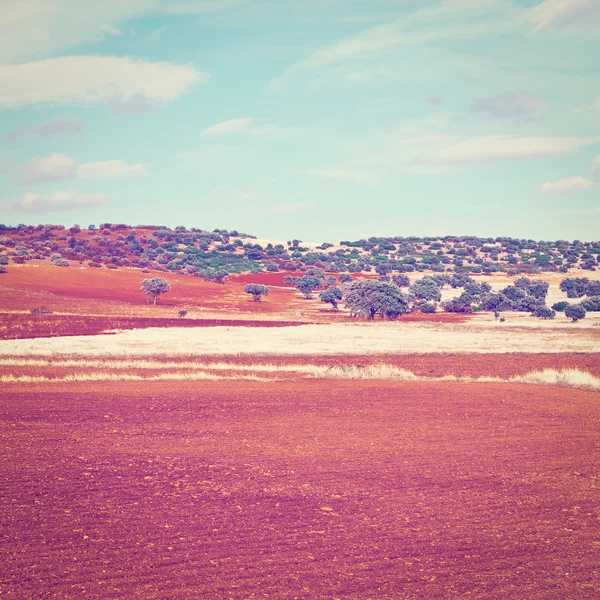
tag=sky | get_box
[0,0,599,242]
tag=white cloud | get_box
[422,136,600,165]
[270,202,314,213]
[202,118,255,136]
[297,168,377,186]
[14,154,147,184]
[78,160,147,179]
[529,0,600,33]
[592,155,600,174]
[471,91,546,119]
[16,153,79,185]
[537,177,597,193]
[7,115,84,142]
[0,56,206,108]
[1,191,113,213]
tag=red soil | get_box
[1,379,599,599]
[0,265,469,338]
[0,314,307,340]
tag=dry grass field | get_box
[1,264,599,599]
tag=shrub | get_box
[442,297,473,313]
[408,277,442,302]
[564,304,586,322]
[178,309,188,318]
[560,277,588,298]
[534,306,555,319]
[418,301,436,314]
[265,263,279,272]
[338,273,353,283]
[0,264,5,274]
[585,280,600,296]
[53,258,69,267]
[244,283,269,302]
[551,301,569,312]
[580,296,600,311]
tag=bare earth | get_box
[1,265,599,599]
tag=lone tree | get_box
[141,277,171,305]
[564,304,586,322]
[244,283,269,302]
[344,280,409,321]
[319,286,343,310]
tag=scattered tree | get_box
[319,286,343,310]
[296,276,321,298]
[141,277,171,305]
[344,280,409,321]
[244,283,269,302]
[551,301,569,312]
[564,304,586,322]
[178,309,188,318]
[534,306,555,319]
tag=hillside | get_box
[1,223,599,278]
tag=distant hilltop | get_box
[0,223,598,277]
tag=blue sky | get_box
[0,0,599,242]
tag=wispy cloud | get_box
[296,168,377,186]
[14,154,147,185]
[272,0,524,87]
[202,118,255,136]
[270,202,314,213]
[592,155,600,174]
[7,115,84,142]
[471,91,546,120]
[78,160,147,179]
[529,0,600,33]
[15,154,79,185]
[0,191,113,213]
[100,24,122,36]
[0,56,206,108]
[209,185,261,201]
[422,136,600,165]
[538,177,597,193]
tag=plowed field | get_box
[2,379,599,599]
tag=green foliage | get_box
[551,301,569,312]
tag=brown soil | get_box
[2,379,599,599]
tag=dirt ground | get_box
[1,378,599,599]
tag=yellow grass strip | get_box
[1,366,599,390]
